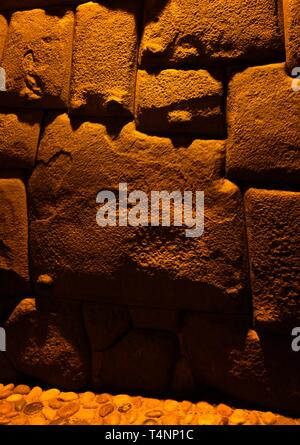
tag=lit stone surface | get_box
[0,8,74,108]
[283,0,300,72]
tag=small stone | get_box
[229,409,248,425]
[40,389,61,402]
[162,414,179,425]
[145,409,164,418]
[57,402,80,418]
[13,385,30,395]
[0,389,13,399]
[246,411,260,425]
[37,274,54,286]
[29,415,47,425]
[24,402,44,415]
[0,401,13,416]
[143,418,158,425]
[261,412,277,425]
[58,392,78,402]
[216,403,233,417]
[0,385,3,391]
[132,396,143,408]
[7,394,23,403]
[197,414,223,425]
[105,412,121,425]
[15,399,26,412]
[96,394,111,404]
[164,399,179,412]
[118,403,132,413]
[10,415,29,425]
[73,407,96,422]
[42,407,57,421]
[27,387,43,402]
[99,403,115,418]
[144,398,161,409]
[126,412,138,425]
[49,399,64,409]
[196,401,214,413]
[0,417,9,425]
[180,413,196,425]
[81,392,97,409]
[3,384,14,391]
[113,394,131,407]
[181,401,193,413]
[49,418,69,425]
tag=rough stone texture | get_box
[0,16,8,63]
[283,0,300,72]
[5,298,90,390]
[140,0,284,68]
[0,8,74,109]
[0,1,89,9]
[92,329,178,395]
[226,63,300,186]
[84,303,131,350]
[135,69,225,137]
[28,114,248,312]
[0,178,30,297]
[0,111,42,168]
[130,307,180,332]
[69,1,139,118]
[245,189,300,333]
[183,314,300,413]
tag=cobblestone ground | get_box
[0,383,299,426]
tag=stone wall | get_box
[0,0,299,414]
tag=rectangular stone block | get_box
[69,1,139,118]
[0,110,42,168]
[0,178,30,297]
[140,0,284,68]
[28,113,249,313]
[0,8,74,109]
[226,63,300,186]
[245,189,300,333]
[0,15,8,63]
[283,0,300,73]
[135,69,225,137]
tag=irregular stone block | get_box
[70,1,139,118]
[84,303,131,350]
[245,189,300,333]
[140,0,284,68]
[28,114,249,312]
[92,329,178,395]
[130,307,180,332]
[0,1,89,9]
[5,298,89,390]
[283,0,300,73]
[0,9,74,109]
[135,69,225,137]
[0,15,8,63]
[0,110,42,168]
[0,178,30,297]
[226,63,300,186]
[182,313,300,413]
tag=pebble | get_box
[27,387,43,402]
[14,385,31,395]
[196,401,214,413]
[216,403,233,417]
[59,392,78,402]
[144,398,161,409]
[181,413,196,425]
[41,389,61,402]
[145,409,164,418]
[164,400,179,412]
[261,411,277,425]
[42,407,57,421]
[7,394,23,403]
[162,414,179,425]
[99,403,115,418]
[197,414,224,425]
[143,418,158,425]
[132,396,143,408]
[24,402,44,415]
[0,401,13,416]
[57,402,80,418]
[246,411,260,425]
[15,399,26,412]
[49,399,64,409]
[229,409,249,425]
[4,384,14,391]
[105,412,121,425]
[0,389,13,400]
[181,401,193,413]
[96,394,110,404]
[118,403,132,413]
[114,394,131,407]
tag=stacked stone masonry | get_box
[0,0,299,416]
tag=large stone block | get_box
[92,329,178,395]
[226,63,300,186]
[140,0,283,68]
[0,1,89,9]
[183,313,300,413]
[245,189,300,333]
[0,9,74,109]
[0,178,30,297]
[28,113,249,312]
[135,69,225,137]
[0,110,42,168]
[283,0,300,73]
[5,298,90,390]
[69,1,139,118]
[0,15,8,63]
